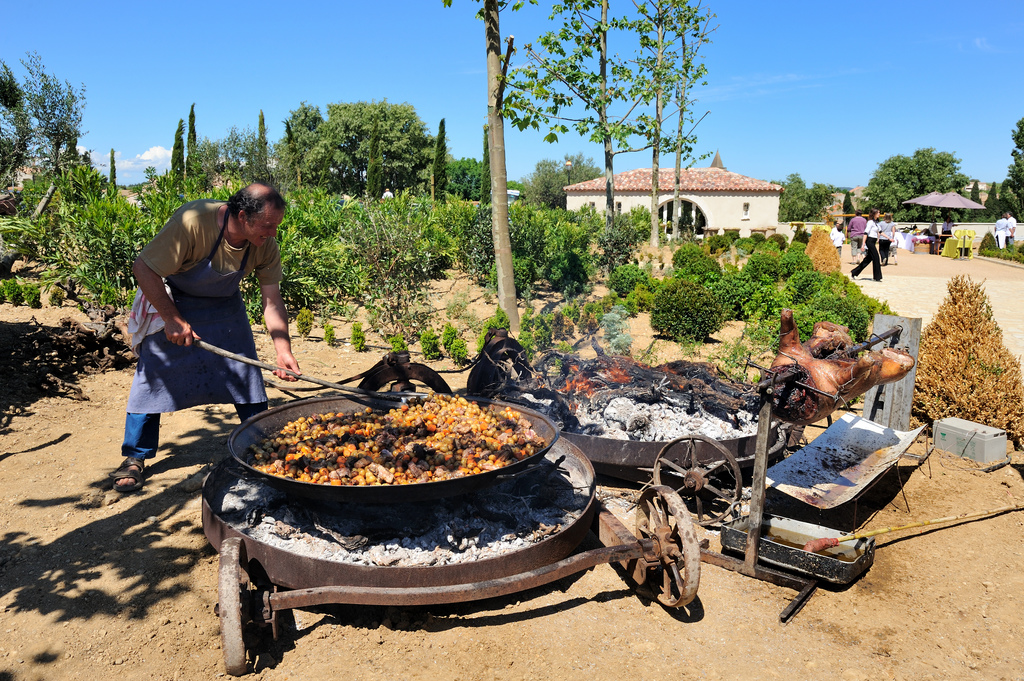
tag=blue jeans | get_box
[120,402,267,460]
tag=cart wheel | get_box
[218,538,252,677]
[635,486,701,607]
[653,434,742,527]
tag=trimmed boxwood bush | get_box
[979,232,997,252]
[671,243,706,271]
[704,233,730,253]
[22,284,41,309]
[650,278,725,342]
[3,279,23,305]
[785,269,830,305]
[780,249,814,279]
[742,252,782,285]
[750,232,767,244]
[769,233,788,251]
[708,268,758,320]
[794,293,871,341]
[608,263,652,296]
[732,237,755,255]
[787,240,807,253]
[420,327,441,360]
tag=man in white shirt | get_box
[994,214,1009,249]
[1007,212,1017,247]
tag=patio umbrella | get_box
[902,191,986,210]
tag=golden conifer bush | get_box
[805,226,841,273]
[912,275,1024,445]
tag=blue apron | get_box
[126,208,268,413]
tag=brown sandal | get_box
[110,457,145,493]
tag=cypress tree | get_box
[432,118,448,202]
[970,181,981,205]
[986,182,1002,220]
[257,109,269,182]
[843,190,854,215]
[186,103,197,178]
[480,125,491,204]
[366,115,384,200]
[171,119,185,178]
[109,148,116,189]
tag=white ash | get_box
[208,459,589,568]
[520,393,757,442]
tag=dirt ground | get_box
[2,254,1024,681]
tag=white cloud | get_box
[111,146,172,174]
[973,37,997,53]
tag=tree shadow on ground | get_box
[0,405,255,626]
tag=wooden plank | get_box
[862,314,922,431]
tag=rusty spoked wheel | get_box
[634,486,701,608]
[218,538,252,677]
[653,435,742,527]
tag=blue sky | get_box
[4,0,1022,188]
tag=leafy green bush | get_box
[3,279,24,305]
[732,237,755,255]
[794,293,871,341]
[785,270,830,305]
[650,278,725,342]
[441,322,458,353]
[598,207,647,272]
[351,322,367,351]
[449,338,469,365]
[979,232,997,252]
[742,252,782,285]
[787,240,807,253]
[754,239,781,255]
[626,281,658,313]
[420,327,441,360]
[671,243,705,271]
[750,232,767,244]
[323,322,336,346]
[608,263,652,296]
[708,268,757,320]
[22,284,41,309]
[551,309,575,339]
[388,335,408,353]
[295,308,314,338]
[0,282,6,305]
[47,286,65,307]
[601,305,633,355]
[769,234,788,250]
[533,313,553,351]
[675,252,721,283]
[704,233,730,254]
[792,226,811,244]
[742,283,791,322]
[723,230,740,244]
[477,307,512,351]
[517,329,536,360]
[780,249,814,279]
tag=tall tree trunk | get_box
[485,0,519,333]
[674,33,689,240]
[649,15,665,248]
[600,0,615,235]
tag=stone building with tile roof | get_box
[565,155,783,235]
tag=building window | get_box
[742,202,750,220]
[616,202,622,214]
[589,201,596,208]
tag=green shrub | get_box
[48,286,65,307]
[795,293,871,341]
[792,227,811,244]
[441,322,458,352]
[579,310,600,334]
[723,230,740,244]
[785,270,830,305]
[704,233,730,253]
[780,249,814,279]
[599,207,648,272]
[650,278,725,342]
[517,329,536,360]
[608,263,652,296]
[742,283,791,322]
[769,233,788,250]
[22,284,41,309]
[562,301,580,322]
[671,243,706,271]
[449,338,469,365]
[295,308,314,338]
[351,322,367,352]
[750,232,767,244]
[519,306,534,332]
[979,232,997,252]
[601,305,633,355]
[388,335,408,353]
[787,240,807,253]
[708,268,757,320]
[477,307,512,351]
[551,309,575,339]
[0,283,5,304]
[323,323,336,346]
[533,314,553,351]
[420,327,441,360]
[742,252,782,285]
[4,280,24,306]
[626,282,658,313]
[732,237,755,255]
[754,239,781,255]
[675,252,721,283]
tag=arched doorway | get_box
[658,198,707,238]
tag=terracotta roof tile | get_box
[566,167,782,193]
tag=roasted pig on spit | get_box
[767,309,915,426]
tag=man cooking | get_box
[112,183,301,492]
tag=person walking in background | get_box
[850,208,883,282]
[878,213,894,265]
[830,222,844,259]
[847,209,867,264]
[1007,211,1017,247]
[382,188,394,199]
[995,213,1010,249]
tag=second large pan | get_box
[227,394,560,504]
